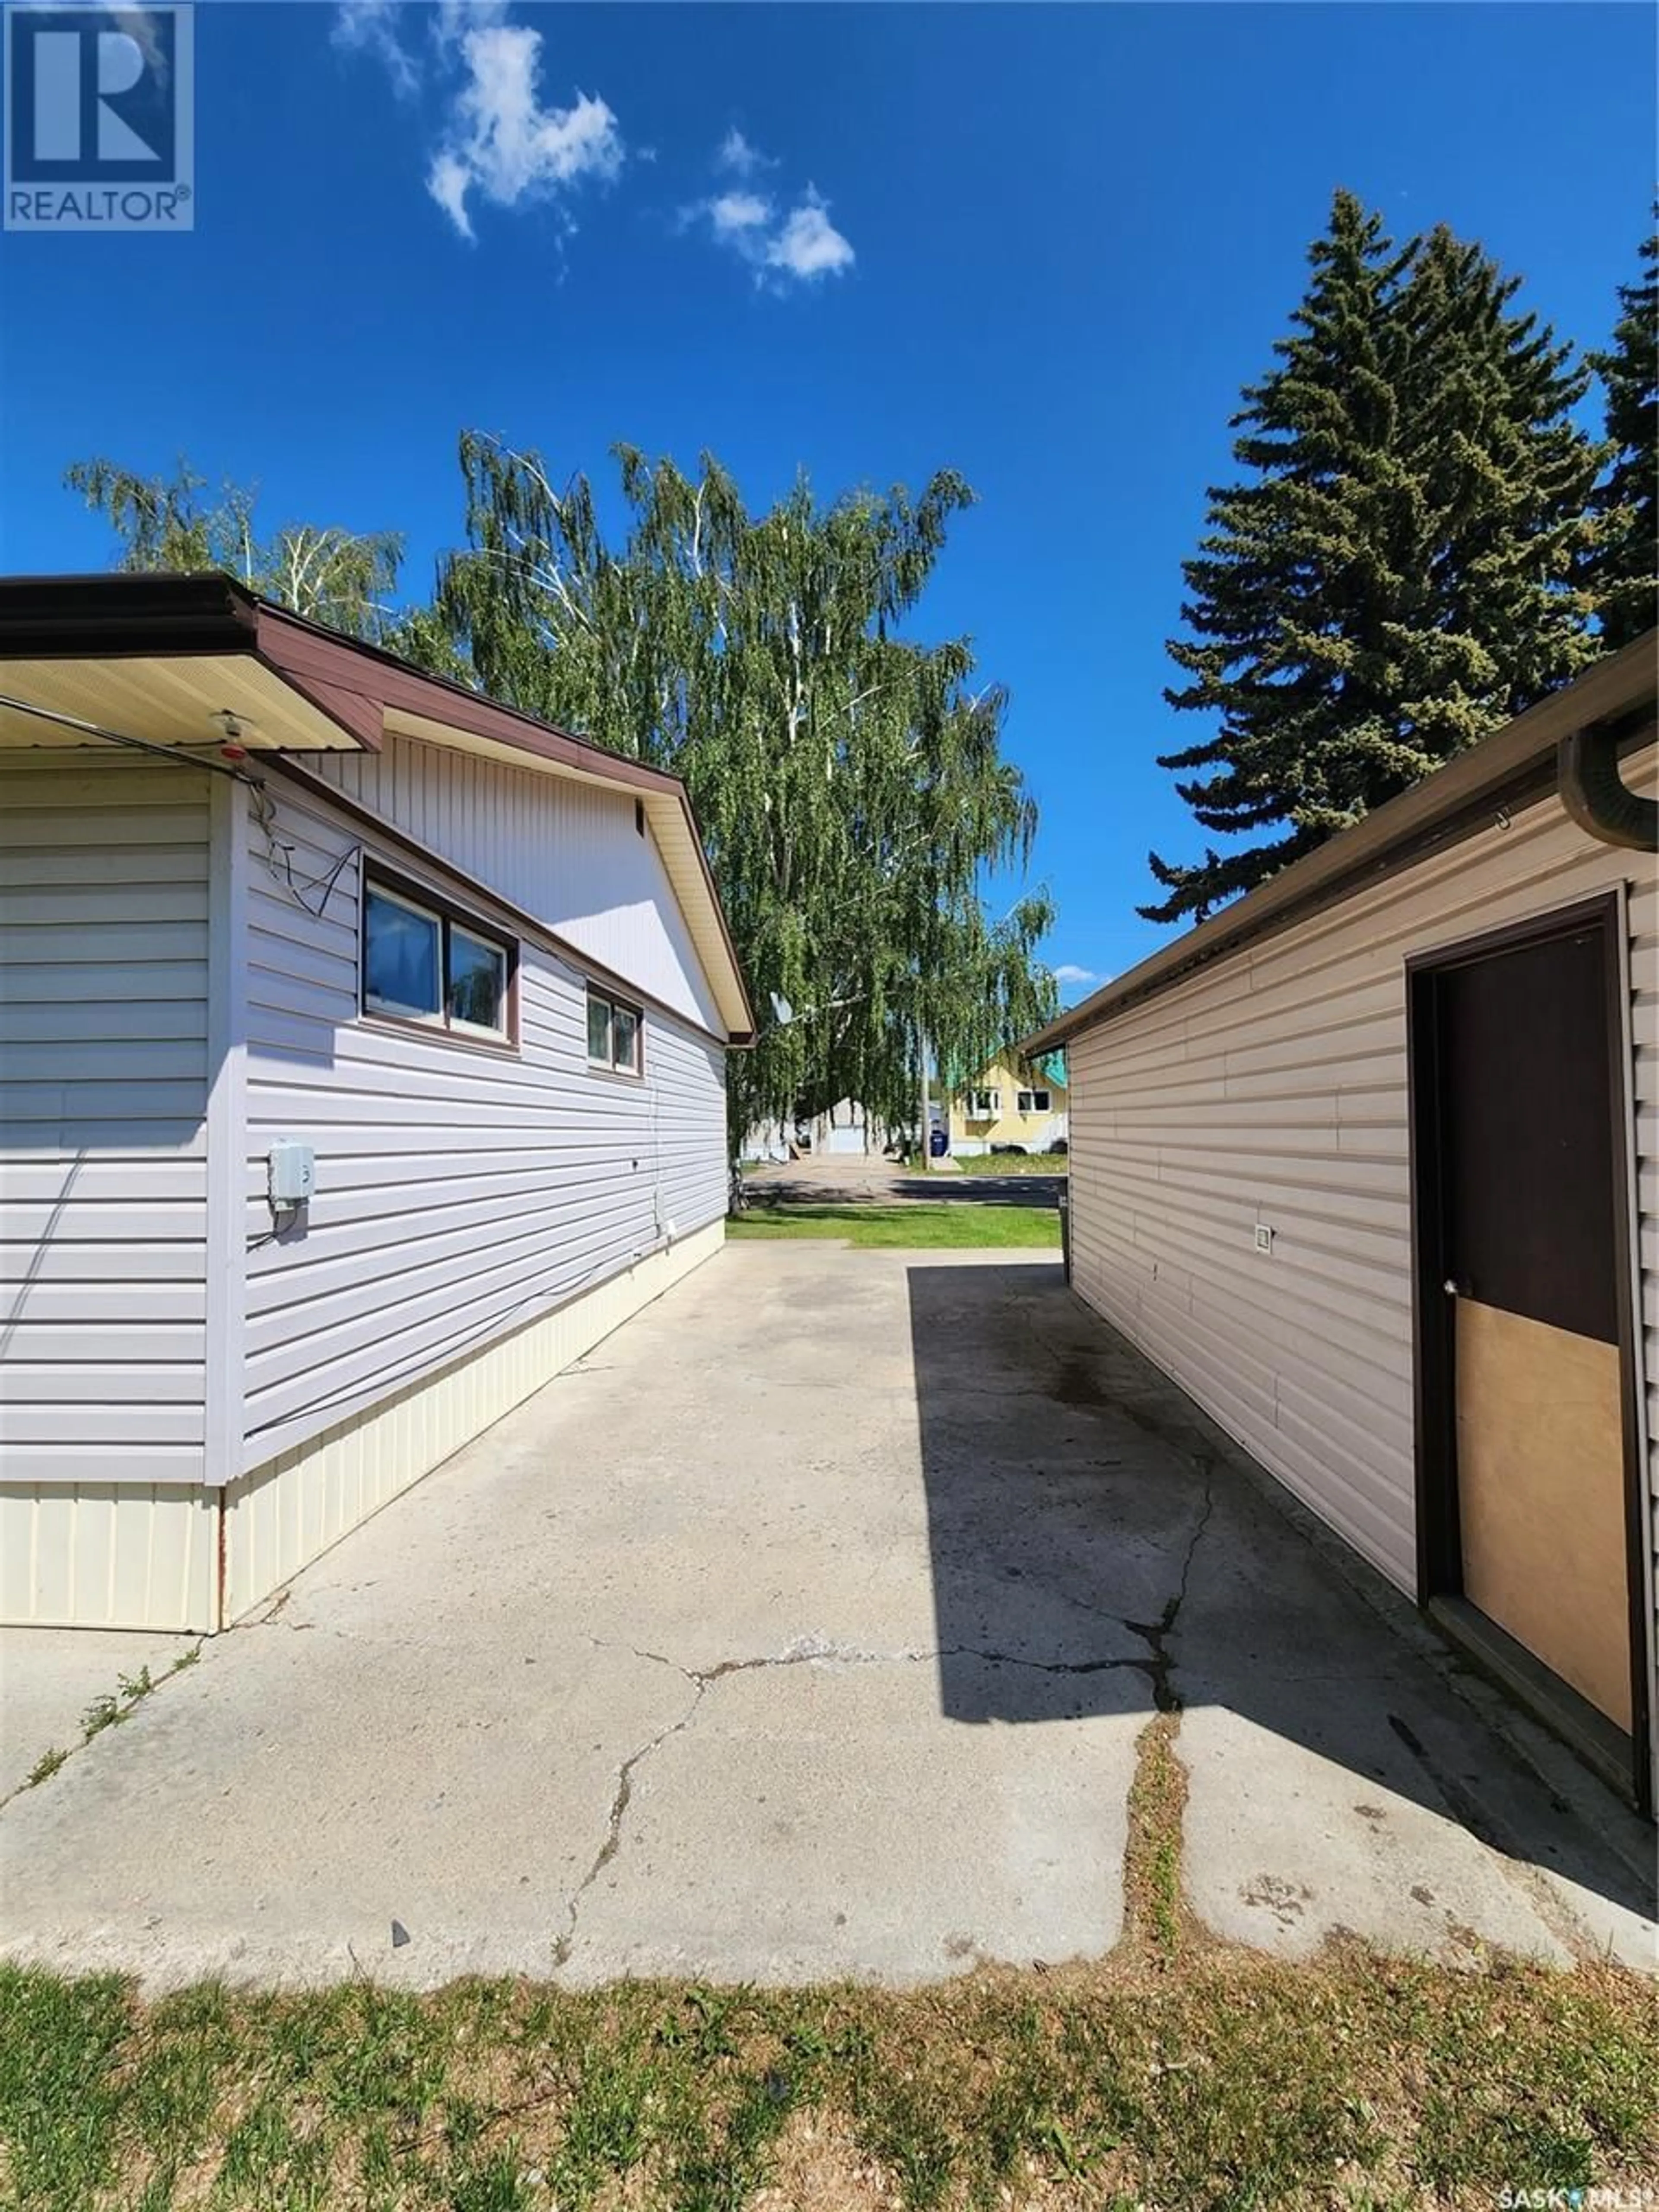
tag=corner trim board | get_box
[203,777,250,1617]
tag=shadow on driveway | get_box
[908,1260,1657,1955]
[745,1167,1065,1210]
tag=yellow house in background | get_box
[947,1051,1068,1155]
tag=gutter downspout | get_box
[1558,726,1659,852]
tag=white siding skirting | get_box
[0,1483,216,1630]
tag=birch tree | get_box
[426,435,1057,1142]
[66,458,404,641]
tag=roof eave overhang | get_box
[0,572,757,1042]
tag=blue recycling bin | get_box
[928,1127,948,1157]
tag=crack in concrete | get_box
[559,1592,1221,1973]
[597,1631,1152,1687]
[1123,1474,1217,1714]
[0,1641,205,1815]
[556,1424,1236,1983]
[553,1674,707,1970]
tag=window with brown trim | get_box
[361,869,515,1043]
[586,984,643,1074]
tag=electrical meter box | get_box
[268,1141,315,1208]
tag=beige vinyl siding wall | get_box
[240,779,728,1479]
[1066,753,1657,1635]
[0,753,212,1491]
[311,732,725,1035]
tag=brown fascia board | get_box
[0,572,686,793]
[1025,634,1659,1057]
[251,598,690,795]
[0,569,258,654]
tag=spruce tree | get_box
[1584,217,1658,649]
[1144,192,1601,925]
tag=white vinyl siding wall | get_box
[1066,752,1657,1637]
[240,781,727,1475]
[311,732,724,1035]
[0,753,212,1489]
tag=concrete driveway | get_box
[1,1244,1653,1989]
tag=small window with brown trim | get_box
[586,985,643,1075]
[362,870,515,1043]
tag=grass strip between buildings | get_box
[727,1203,1062,1249]
[1,1950,1655,2210]
[928,1153,1071,1176]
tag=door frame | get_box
[1405,890,1653,1816]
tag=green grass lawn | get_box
[728,1202,1060,1248]
[3,1953,1654,2211]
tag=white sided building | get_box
[1028,640,1659,1816]
[0,574,753,1633]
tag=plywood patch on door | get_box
[1456,1298,1630,1732]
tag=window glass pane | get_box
[611,1004,639,1071]
[448,926,506,1032]
[365,887,440,1017]
[587,993,612,1061]
[1034,1090,1050,1112]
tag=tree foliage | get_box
[1144,190,1605,925]
[65,458,405,642]
[424,435,1055,1143]
[1584,215,1658,650]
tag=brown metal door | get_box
[1435,917,1631,1730]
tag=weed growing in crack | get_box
[13,1643,205,1797]
[79,1695,127,1742]
[1124,1712,1190,1961]
[25,1747,67,1789]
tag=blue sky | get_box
[1,2,1653,993]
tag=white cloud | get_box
[427,23,623,239]
[435,0,510,41]
[716,126,771,178]
[331,0,418,98]
[334,3,624,241]
[687,135,855,290]
[764,190,855,281]
[709,189,770,238]
[1052,964,1100,989]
